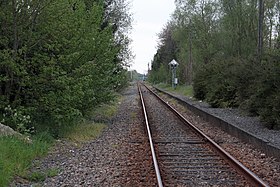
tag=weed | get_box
[63,122,106,143]
[28,171,46,182]
[88,95,122,123]
[0,135,51,186]
[130,112,137,119]
[47,168,60,177]
[157,83,194,98]
[25,168,60,182]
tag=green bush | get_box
[193,59,240,107]
[193,64,208,100]
[1,106,32,134]
[193,54,280,129]
[248,54,280,129]
[0,1,130,137]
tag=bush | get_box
[248,54,280,129]
[193,54,280,129]
[193,64,208,100]
[1,106,33,135]
[193,59,240,107]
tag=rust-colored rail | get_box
[138,83,163,187]
[141,83,269,187]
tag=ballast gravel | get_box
[11,84,157,187]
[156,89,280,186]
[11,83,280,186]
[162,89,280,150]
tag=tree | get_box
[149,0,280,128]
[149,23,178,84]
[0,0,132,135]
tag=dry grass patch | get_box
[63,122,106,143]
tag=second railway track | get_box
[138,83,269,187]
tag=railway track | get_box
[138,83,269,187]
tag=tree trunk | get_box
[12,0,18,55]
[186,20,193,86]
[258,0,264,61]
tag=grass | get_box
[157,83,194,98]
[62,94,122,144]
[89,95,122,123]
[0,94,122,186]
[62,122,107,143]
[25,168,60,182]
[0,133,52,187]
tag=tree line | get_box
[149,0,280,129]
[0,0,132,136]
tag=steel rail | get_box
[138,83,164,187]
[142,83,270,187]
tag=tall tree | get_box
[258,0,264,61]
[0,0,132,134]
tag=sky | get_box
[130,0,176,74]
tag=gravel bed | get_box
[158,88,280,149]
[142,86,249,187]
[156,90,280,186]
[11,84,157,187]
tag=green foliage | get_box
[63,122,106,143]
[0,135,51,186]
[26,168,60,182]
[149,63,170,84]
[0,0,131,136]
[127,70,144,81]
[148,24,177,84]
[193,54,280,129]
[62,94,121,143]
[248,54,280,129]
[151,0,280,129]
[2,105,32,135]
[27,171,46,182]
[88,94,121,122]
[193,64,210,101]
[193,59,238,108]
[157,83,193,97]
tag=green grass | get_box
[88,95,122,123]
[0,134,51,186]
[0,94,122,186]
[63,122,107,143]
[157,83,194,98]
[25,168,60,182]
[62,95,122,144]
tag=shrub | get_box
[193,64,208,100]
[1,106,33,135]
[194,58,240,108]
[193,53,280,129]
[247,54,280,129]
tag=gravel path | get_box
[12,84,157,186]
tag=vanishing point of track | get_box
[137,83,269,187]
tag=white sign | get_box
[169,59,179,66]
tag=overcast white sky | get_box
[130,0,175,74]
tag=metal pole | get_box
[172,67,175,88]
[174,67,176,89]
